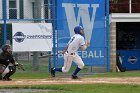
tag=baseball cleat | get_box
[2,77,12,81]
[51,68,55,77]
[72,75,79,79]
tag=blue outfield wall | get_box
[56,0,109,66]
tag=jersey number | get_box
[69,37,75,43]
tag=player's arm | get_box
[11,56,16,65]
[80,37,90,51]
[11,57,19,66]
[62,45,69,54]
[11,56,25,71]
[81,41,90,51]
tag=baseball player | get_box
[0,44,18,81]
[51,26,90,79]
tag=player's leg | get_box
[72,53,85,79]
[62,55,73,72]
[0,65,6,80]
[2,66,16,81]
[51,67,62,77]
[51,54,73,77]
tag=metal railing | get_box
[110,0,140,13]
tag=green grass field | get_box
[12,70,140,79]
[11,60,140,79]
[0,84,140,93]
[0,60,140,93]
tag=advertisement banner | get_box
[12,23,52,52]
[57,0,107,66]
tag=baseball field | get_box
[0,60,140,93]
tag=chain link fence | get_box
[0,0,56,74]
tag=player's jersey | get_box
[0,52,15,67]
[67,34,85,53]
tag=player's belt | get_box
[66,51,75,55]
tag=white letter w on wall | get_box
[62,3,99,41]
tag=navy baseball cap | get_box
[74,26,84,34]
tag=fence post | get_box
[106,0,110,72]
[32,52,39,71]
[3,0,7,45]
[52,0,57,68]
[48,0,51,72]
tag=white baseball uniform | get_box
[62,34,85,72]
